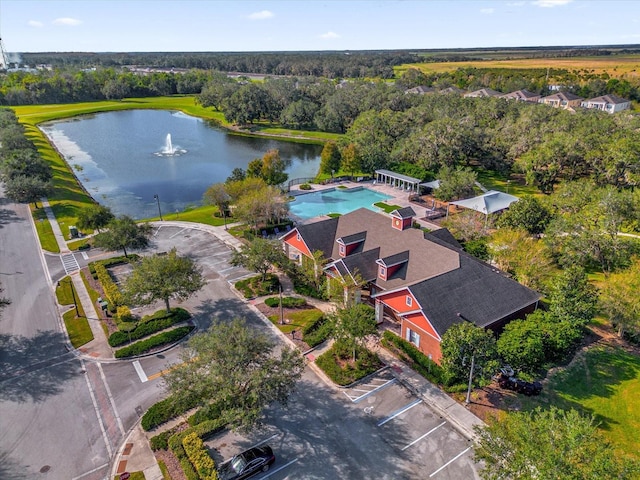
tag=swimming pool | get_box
[289,187,392,220]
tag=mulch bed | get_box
[154,449,186,480]
[253,302,314,351]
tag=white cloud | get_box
[248,10,274,20]
[506,1,526,5]
[28,20,44,28]
[532,0,572,7]
[319,31,340,39]
[481,8,495,14]
[53,17,82,26]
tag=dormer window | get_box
[378,266,386,280]
[339,244,345,256]
[406,295,412,307]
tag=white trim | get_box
[402,316,442,342]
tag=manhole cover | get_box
[40,465,51,473]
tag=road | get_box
[0,187,113,480]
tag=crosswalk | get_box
[61,253,80,274]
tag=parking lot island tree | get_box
[163,318,305,431]
[123,247,205,313]
[93,215,152,258]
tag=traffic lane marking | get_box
[263,457,298,478]
[377,398,423,426]
[429,446,472,477]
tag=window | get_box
[296,232,301,241]
[406,328,420,347]
[406,295,412,307]
[339,244,345,256]
[379,266,386,278]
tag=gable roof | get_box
[464,88,501,98]
[500,89,541,101]
[390,206,416,219]
[405,86,435,95]
[328,208,459,289]
[543,91,583,102]
[583,94,629,105]
[410,254,540,336]
[439,86,466,95]
[294,216,339,257]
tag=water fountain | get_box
[156,133,186,156]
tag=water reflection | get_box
[41,110,322,219]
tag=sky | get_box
[1,0,640,54]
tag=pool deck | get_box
[289,179,442,230]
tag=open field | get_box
[396,54,640,78]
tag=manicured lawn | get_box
[63,308,93,348]
[268,307,324,334]
[374,201,402,213]
[55,276,78,306]
[475,168,540,197]
[517,346,640,459]
[31,207,60,253]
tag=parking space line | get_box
[429,446,472,477]
[401,421,446,451]
[377,398,423,426]
[353,378,396,403]
[169,228,188,238]
[263,458,298,478]
[132,360,148,383]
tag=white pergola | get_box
[374,169,421,193]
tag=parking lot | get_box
[205,367,479,479]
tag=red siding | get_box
[404,312,440,340]
[377,289,417,314]
[283,230,311,257]
[401,320,443,364]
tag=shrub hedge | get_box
[381,330,446,385]
[142,394,200,431]
[108,308,191,347]
[150,430,173,451]
[302,315,331,347]
[114,326,193,358]
[264,296,307,308]
[168,419,227,480]
[182,432,217,480]
[94,263,124,307]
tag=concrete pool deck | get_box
[289,179,442,230]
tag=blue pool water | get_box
[289,187,392,219]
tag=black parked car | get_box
[218,445,275,480]
[496,366,543,396]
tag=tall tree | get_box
[76,204,114,233]
[440,320,498,386]
[202,183,230,219]
[548,265,598,326]
[3,175,53,208]
[496,195,553,235]
[230,238,287,281]
[329,303,377,362]
[319,140,342,176]
[340,143,362,177]
[123,248,205,313]
[474,407,640,480]
[93,215,152,258]
[163,318,305,431]
[600,258,640,338]
[246,149,291,186]
[433,165,477,202]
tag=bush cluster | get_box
[381,330,447,385]
[316,343,382,386]
[188,402,223,427]
[302,315,331,347]
[182,432,218,480]
[168,419,227,480]
[264,296,307,308]
[150,430,173,451]
[142,394,200,431]
[94,263,124,307]
[108,308,191,347]
[114,326,193,358]
[235,274,279,298]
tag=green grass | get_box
[268,307,324,334]
[55,276,77,305]
[31,207,60,253]
[475,168,540,197]
[520,346,640,459]
[67,237,92,251]
[374,202,402,213]
[62,308,94,348]
[115,472,145,480]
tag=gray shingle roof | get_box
[583,94,629,105]
[391,207,416,219]
[296,216,338,257]
[379,250,410,267]
[410,255,540,336]
[339,231,367,245]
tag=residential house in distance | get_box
[439,86,466,95]
[581,94,631,113]
[405,85,435,95]
[281,208,540,364]
[500,89,541,103]
[538,91,583,110]
[464,88,502,98]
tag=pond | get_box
[40,110,322,219]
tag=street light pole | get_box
[59,277,79,317]
[153,194,163,221]
[457,312,476,404]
